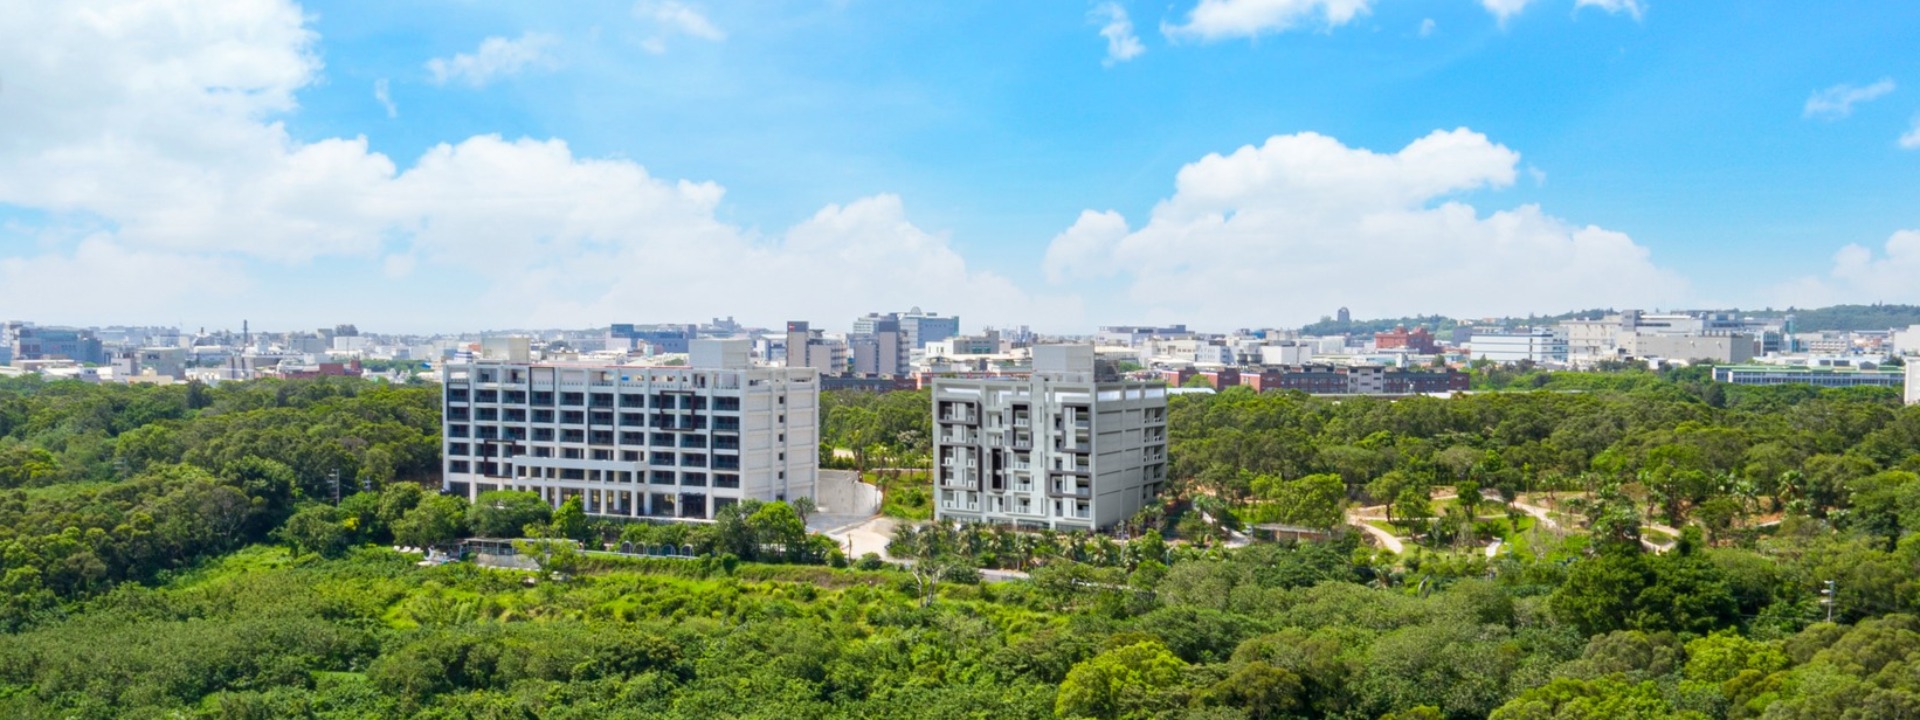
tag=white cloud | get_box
[1899,116,1920,149]
[1574,0,1644,20]
[1776,230,1920,307]
[1418,18,1436,36]
[633,0,725,54]
[0,235,252,322]
[1480,0,1533,24]
[374,78,397,118]
[1093,3,1146,66]
[1803,78,1897,120]
[1163,0,1372,41]
[0,0,1075,331]
[1041,129,1686,327]
[426,32,558,88]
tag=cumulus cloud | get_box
[1804,78,1897,120]
[1041,129,1686,327]
[0,0,1075,331]
[1775,230,1920,307]
[427,32,558,88]
[374,78,397,118]
[633,0,725,54]
[1163,0,1372,41]
[1093,3,1146,66]
[1574,0,1644,20]
[1480,0,1534,24]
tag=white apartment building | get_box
[1470,329,1570,364]
[1907,363,1920,406]
[440,339,818,522]
[931,345,1168,531]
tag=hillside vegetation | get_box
[0,374,1916,717]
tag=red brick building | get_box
[1374,325,1440,354]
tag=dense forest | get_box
[1,373,1919,717]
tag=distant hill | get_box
[1767,304,1920,332]
[1301,304,1920,335]
[1300,314,1456,337]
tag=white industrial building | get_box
[1469,329,1569,364]
[931,345,1168,531]
[439,339,818,521]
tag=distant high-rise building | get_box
[607,323,697,354]
[9,325,105,365]
[1336,307,1352,325]
[900,308,960,349]
[785,321,847,375]
[849,317,909,376]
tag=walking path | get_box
[810,514,899,560]
[1347,512,1405,553]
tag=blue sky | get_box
[1,0,1917,333]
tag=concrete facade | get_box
[439,339,819,521]
[1470,330,1569,364]
[1625,333,1756,364]
[1908,363,1920,406]
[932,345,1168,531]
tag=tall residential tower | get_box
[931,345,1168,531]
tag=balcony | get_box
[1049,480,1092,499]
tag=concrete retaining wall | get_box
[813,469,882,517]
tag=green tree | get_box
[394,494,468,548]
[467,490,550,538]
[550,496,591,543]
[1055,640,1190,720]
[274,504,350,558]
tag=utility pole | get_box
[330,468,341,505]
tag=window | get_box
[562,429,584,443]
[448,442,470,456]
[533,428,554,441]
[621,450,640,462]
[562,448,583,460]
[450,461,471,473]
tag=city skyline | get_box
[1,1,1917,333]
